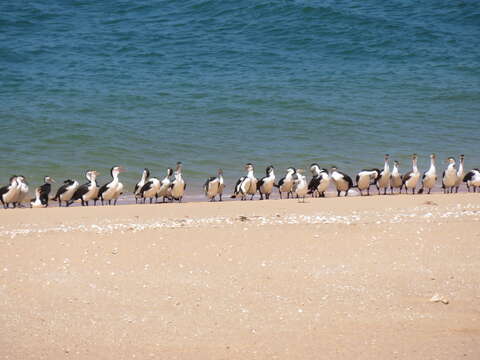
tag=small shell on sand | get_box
[429,293,449,304]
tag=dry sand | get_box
[0,193,479,359]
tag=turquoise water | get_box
[1,0,479,192]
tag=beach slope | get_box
[0,194,479,359]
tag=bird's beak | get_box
[119,167,126,173]
[51,178,56,183]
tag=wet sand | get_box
[0,193,479,359]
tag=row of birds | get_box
[1,155,479,209]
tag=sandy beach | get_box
[0,193,479,359]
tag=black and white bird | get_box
[418,154,436,195]
[158,168,174,202]
[134,168,150,204]
[204,169,225,202]
[169,162,186,202]
[376,154,391,195]
[355,169,380,196]
[139,175,161,204]
[390,161,403,194]
[455,154,465,193]
[53,179,79,207]
[231,163,257,200]
[307,164,330,197]
[330,167,353,197]
[0,176,19,209]
[98,166,125,205]
[463,168,480,192]
[257,166,275,200]
[292,169,308,202]
[402,154,420,194]
[442,157,457,194]
[70,170,100,206]
[36,176,56,207]
[30,187,47,208]
[275,167,296,199]
[14,175,29,207]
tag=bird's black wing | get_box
[402,171,413,184]
[463,171,475,182]
[308,176,320,191]
[0,185,9,199]
[72,183,89,200]
[257,176,266,190]
[97,183,110,199]
[38,183,51,204]
[339,171,353,188]
[139,181,153,195]
[53,184,69,200]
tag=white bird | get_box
[0,176,19,209]
[442,157,457,194]
[169,162,186,202]
[70,170,100,206]
[275,167,296,199]
[390,161,403,194]
[356,169,380,196]
[402,154,420,194]
[376,154,391,195]
[455,154,465,193]
[53,179,79,207]
[463,168,480,192]
[139,176,161,204]
[158,168,174,202]
[307,164,330,197]
[418,153,437,194]
[257,166,275,200]
[134,168,150,203]
[204,169,225,202]
[231,163,257,200]
[98,166,125,205]
[14,175,29,207]
[330,167,353,197]
[292,169,308,202]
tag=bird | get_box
[30,187,47,208]
[275,167,296,199]
[52,179,79,207]
[158,168,174,202]
[134,168,150,204]
[330,167,353,197]
[204,169,225,202]
[455,154,465,193]
[14,175,29,207]
[36,176,56,207]
[402,154,420,194]
[390,161,403,194]
[231,163,257,200]
[70,170,100,206]
[418,154,436,194]
[257,166,275,200]
[0,176,19,209]
[292,169,308,202]
[169,162,186,202]
[307,164,330,198]
[355,169,380,196]
[463,169,480,192]
[442,157,457,194]
[97,166,125,205]
[375,154,391,195]
[139,176,161,204]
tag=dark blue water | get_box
[1,0,479,192]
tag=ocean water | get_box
[1,0,479,193]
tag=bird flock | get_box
[1,154,479,209]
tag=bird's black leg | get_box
[150,198,153,204]
[219,194,222,201]
[337,190,341,197]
